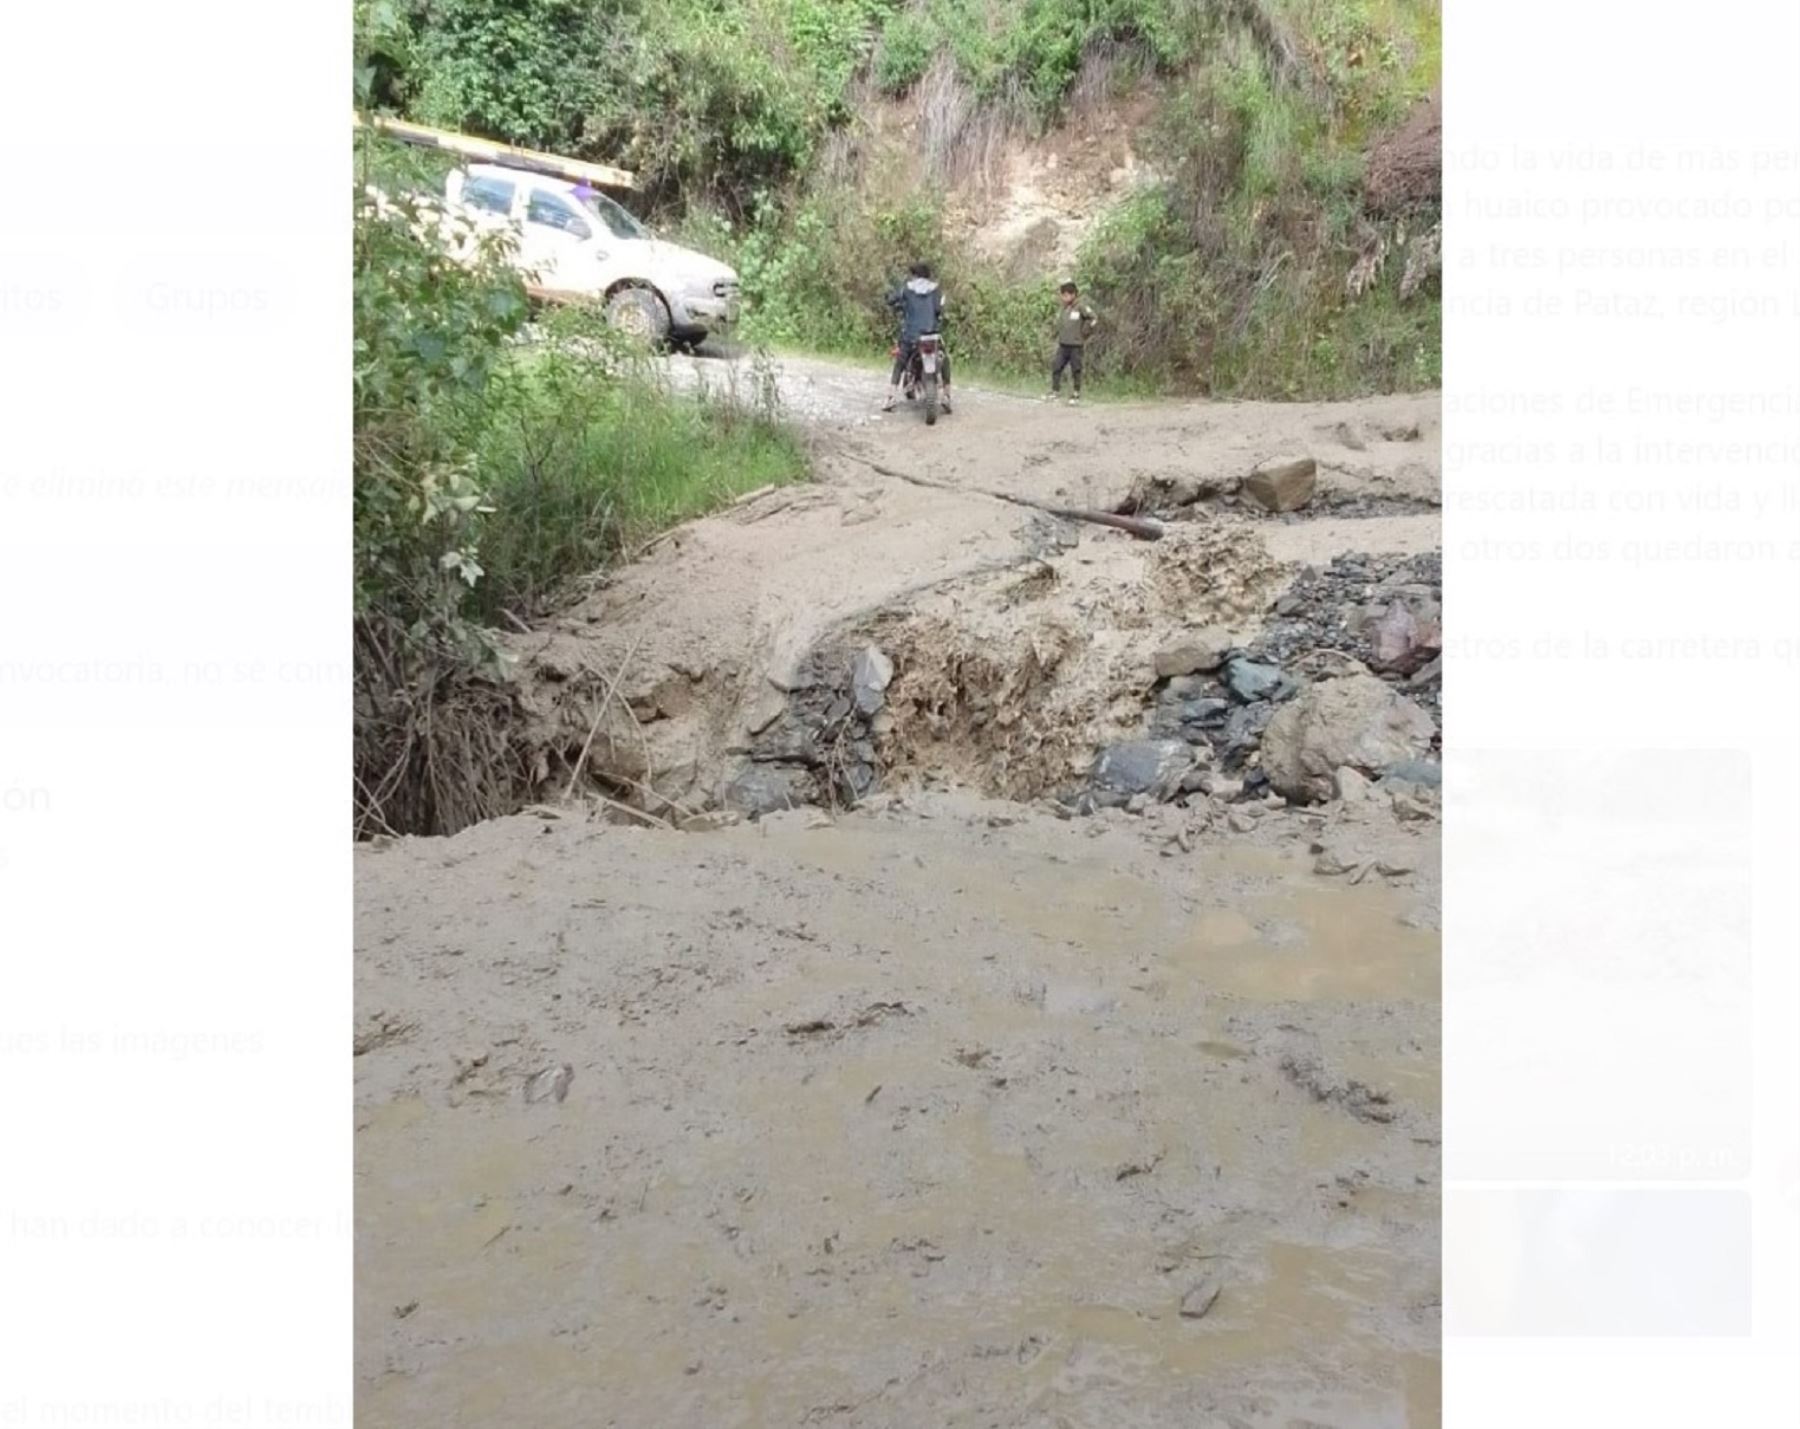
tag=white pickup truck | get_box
[443,164,740,349]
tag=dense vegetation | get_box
[360,0,1440,396]
[351,1,1439,833]
[351,135,803,836]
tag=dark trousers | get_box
[1051,342,1084,392]
[892,341,951,386]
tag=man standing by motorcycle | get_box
[882,262,952,414]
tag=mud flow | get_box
[357,362,1442,1426]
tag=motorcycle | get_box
[893,332,947,425]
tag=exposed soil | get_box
[356,351,1443,1427]
[508,349,1440,819]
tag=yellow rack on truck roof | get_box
[353,113,636,192]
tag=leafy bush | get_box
[352,136,806,836]
[372,0,1441,399]
[352,164,534,837]
[410,0,608,149]
[353,182,526,652]
[874,7,934,94]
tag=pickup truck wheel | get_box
[606,287,671,347]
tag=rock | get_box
[1313,847,1359,876]
[1332,421,1368,452]
[1333,766,1375,804]
[1390,789,1438,822]
[765,665,814,694]
[1227,811,1258,834]
[1243,457,1318,513]
[1158,692,1231,726]
[1369,601,1420,672]
[1405,655,1443,690]
[1179,1272,1223,1320]
[1221,701,1276,765]
[724,764,818,818]
[1223,657,1291,704]
[1201,774,1243,800]
[1090,740,1195,807]
[851,646,894,716]
[1376,855,1415,876]
[1179,768,1211,794]
[1382,757,1442,788]
[1154,631,1231,679]
[1125,793,1152,816]
[524,1064,573,1105]
[1260,673,1437,804]
[1369,601,1441,676]
[1274,594,1304,617]
[1292,649,1370,682]
[750,717,822,766]
[680,810,742,833]
[744,684,787,737]
[1150,695,1231,744]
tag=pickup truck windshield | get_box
[575,188,649,241]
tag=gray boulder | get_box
[750,716,822,766]
[1221,701,1276,764]
[1261,673,1437,804]
[1090,740,1195,807]
[1224,657,1293,704]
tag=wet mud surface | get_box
[356,794,1439,1428]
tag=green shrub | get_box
[352,159,534,837]
[374,0,1440,399]
[352,132,808,836]
[875,8,934,94]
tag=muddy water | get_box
[356,799,1439,1427]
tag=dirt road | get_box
[356,353,1443,1426]
[507,348,1440,814]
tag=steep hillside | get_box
[359,0,1440,393]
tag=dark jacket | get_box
[888,276,944,343]
[1056,301,1098,347]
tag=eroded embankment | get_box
[355,369,1447,1429]
[467,377,1442,832]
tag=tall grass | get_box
[462,317,806,622]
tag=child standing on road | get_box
[1046,281,1097,403]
